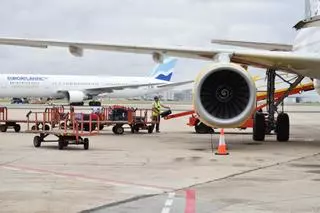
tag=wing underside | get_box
[0,38,319,78]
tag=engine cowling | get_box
[152,52,165,63]
[66,91,86,103]
[193,63,256,128]
[314,79,320,95]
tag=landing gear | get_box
[276,113,290,142]
[252,69,303,142]
[89,101,101,106]
[253,112,265,141]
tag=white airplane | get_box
[0,0,319,142]
[0,58,192,106]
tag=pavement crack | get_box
[81,194,159,212]
[180,152,320,190]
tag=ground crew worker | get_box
[151,96,170,133]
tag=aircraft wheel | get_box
[89,101,101,106]
[253,112,265,141]
[276,113,290,142]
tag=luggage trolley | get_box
[0,106,65,133]
[26,110,100,150]
[0,107,22,132]
[130,108,157,134]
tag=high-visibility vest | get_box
[152,101,161,116]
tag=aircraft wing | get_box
[1,38,320,78]
[211,39,293,51]
[157,80,194,88]
[82,82,162,95]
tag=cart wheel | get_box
[148,125,153,134]
[99,125,104,131]
[134,125,140,133]
[58,140,64,150]
[14,124,21,133]
[63,141,69,147]
[114,125,124,135]
[60,122,65,129]
[31,125,39,131]
[44,124,50,131]
[0,125,7,132]
[33,136,42,147]
[83,138,89,150]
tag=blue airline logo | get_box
[150,58,178,82]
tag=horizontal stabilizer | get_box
[211,39,292,51]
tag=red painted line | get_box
[1,164,174,191]
[185,189,196,213]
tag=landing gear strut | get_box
[252,69,304,142]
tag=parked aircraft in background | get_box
[0,58,192,106]
[0,0,319,142]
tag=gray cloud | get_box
[0,0,305,82]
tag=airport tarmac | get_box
[1,105,320,212]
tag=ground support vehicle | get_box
[26,111,100,150]
[0,106,64,133]
[93,105,156,134]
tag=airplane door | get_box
[0,77,7,89]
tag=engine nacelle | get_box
[193,63,256,128]
[152,52,165,63]
[314,79,320,95]
[66,90,86,103]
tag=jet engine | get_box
[193,63,257,128]
[66,90,87,103]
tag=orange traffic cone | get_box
[215,128,229,155]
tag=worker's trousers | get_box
[151,115,160,132]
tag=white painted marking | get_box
[165,199,174,206]
[161,192,175,213]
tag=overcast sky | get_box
[0,0,305,82]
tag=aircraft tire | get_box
[253,112,265,141]
[276,113,290,142]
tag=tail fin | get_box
[305,0,320,18]
[150,58,178,81]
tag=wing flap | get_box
[211,39,292,51]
